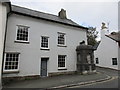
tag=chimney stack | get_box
[58,9,67,19]
[101,22,109,39]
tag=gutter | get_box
[105,35,119,42]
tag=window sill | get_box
[58,68,67,70]
[14,40,30,44]
[57,45,67,47]
[40,48,50,51]
[3,70,19,74]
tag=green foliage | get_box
[87,27,98,46]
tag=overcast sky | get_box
[10,0,119,40]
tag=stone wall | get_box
[2,71,76,85]
[2,75,40,85]
[48,71,76,77]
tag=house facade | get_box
[0,1,10,88]
[95,29,119,70]
[2,5,88,78]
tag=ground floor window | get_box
[96,58,99,64]
[58,55,66,69]
[4,53,20,72]
[112,58,117,65]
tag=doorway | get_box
[41,58,48,77]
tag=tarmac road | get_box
[67,67,119,88]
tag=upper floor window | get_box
[15,25,29,43]
[3,53,20,72]
[41,36,49,50]
[58,32,66,46]
[112,58,117,65]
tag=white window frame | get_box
[3,52,20,73]
[40,36,49,50]
[57,32,66,47]
[15,25,30,43]
[58,55,67,70]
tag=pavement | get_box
[2,68,113,89]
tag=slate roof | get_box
[11,5,88,30]
[105,31,120,42]
[1,0,10,2]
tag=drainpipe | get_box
[1,11,10,74]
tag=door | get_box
[41,58,48,77]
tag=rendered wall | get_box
[95,30,118,70]
[3,14,87,77]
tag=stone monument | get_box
[76,41,96,74]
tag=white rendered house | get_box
[95,29,120,70]
[2,5,88,79]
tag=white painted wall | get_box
[0,2,8,89]
[3,14,87,77]
[95,30,119,70]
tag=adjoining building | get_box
[2,4,88,80]
[95,24,119,70]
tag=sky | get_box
[10,0,119,40]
